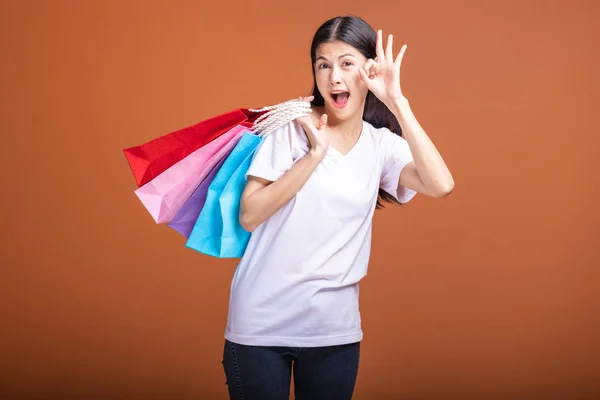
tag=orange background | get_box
[1,0,599,399]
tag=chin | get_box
[326,100,358,118]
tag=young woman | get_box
[221,15,454,400]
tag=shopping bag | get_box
[185,132,262,258]
[167,152,228,238]
[124,108,263,187]
[134,124,248,224]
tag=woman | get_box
[221,15,454,400]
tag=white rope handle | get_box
[249,98,312,137]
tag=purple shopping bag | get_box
[167,154,229,238]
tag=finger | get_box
[319,114,328,130]
[358,67,372,87]
[385,34,393,61]
[296,116,314,134]
[364,59,377,76]
[394,44,407,69]
[376,30,385,62]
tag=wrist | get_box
[389,96,410,114]
[308,147,327,161]
[389,97,414,126]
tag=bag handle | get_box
[248,98,312,137]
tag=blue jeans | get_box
[221,339,360,400]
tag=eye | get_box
[318,63,329,69]
[343,61,354,67]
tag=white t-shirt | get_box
[223,119,416,347]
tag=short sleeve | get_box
[245,122,295,182]
[380,129,417,203]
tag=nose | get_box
[329,65,342,86]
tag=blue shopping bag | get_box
[185,131,262,258]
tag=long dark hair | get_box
[309,15,402,209]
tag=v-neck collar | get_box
[326,121,366,161]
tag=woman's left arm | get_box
[390,99,454,198]
[359,30,454,198]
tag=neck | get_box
[323,105,364,139]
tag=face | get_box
[313,41,369,121]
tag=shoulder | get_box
[257,118,308,154]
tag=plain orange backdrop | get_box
[1,0,599,399]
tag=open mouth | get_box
[331,91,350,108]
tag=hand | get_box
[359,30,408,109]
[295,95,329,158]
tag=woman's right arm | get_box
[239,104,328,232]
[239,150,324,232]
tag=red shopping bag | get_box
[123,108,264,187]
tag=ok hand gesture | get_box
[359,30,408,109]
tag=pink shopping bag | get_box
[134,123,249,223]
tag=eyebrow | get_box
[315,53,356,62]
